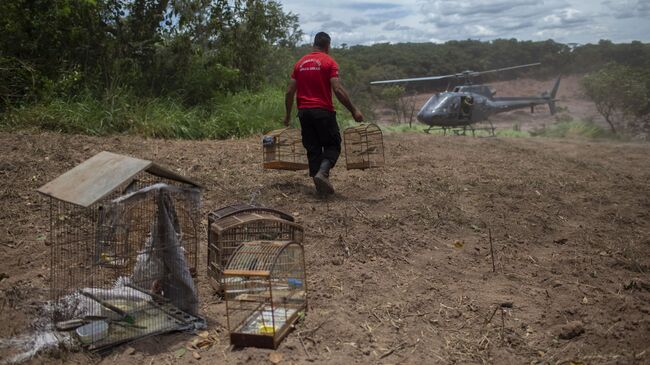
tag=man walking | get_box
[284,32,364,196]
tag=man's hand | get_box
[283,115,291,127]
[352,109,364,123]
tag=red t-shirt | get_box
[291,51,339,111]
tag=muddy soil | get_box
[0,130,649,364]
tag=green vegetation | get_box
[531,119,611,139]
[581,63,650,135]
[3,88,287,139]
[1,1,649,139]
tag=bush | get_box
[581,64,649,134]
[531,120,611,139]
[0,88,288,139]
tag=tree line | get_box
[1,0,648,137]
[0,0,302,107]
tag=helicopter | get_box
[370,63,561,135]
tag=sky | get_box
[278,0,650,46]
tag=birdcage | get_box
[224,241,307,348]
[207,204,303,292]
[343,123,385,170]
[37,151,204,351]
[262,128,308,170]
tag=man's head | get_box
[313,32,331,53]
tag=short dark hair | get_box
[313,32,331,49]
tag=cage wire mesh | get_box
[224,241,307,349]
[343,123,385,170]
[262,128,308,171]
[207,205,303,292]
[43,156,204,350]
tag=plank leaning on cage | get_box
[283,31,364,196]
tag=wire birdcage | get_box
[262,128,308,170]
[207,204,303,292]
[224,241,307,349]
[343,123,385,170]
[38,151,204,351]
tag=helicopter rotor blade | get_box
[465,62,541,77]
[370,74,457,84]
[369,62,542,85]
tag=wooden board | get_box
[346,161,384,170]
[263,161,308,171]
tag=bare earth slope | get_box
[0,131,648,364]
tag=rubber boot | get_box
[313,159,334,196]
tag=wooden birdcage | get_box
[37,151,204,350]
[262,128,308,170]
[224,241,307,349]
[207,204,303,292]
[343,123,385,170]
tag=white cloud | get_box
[540,8,588,29]
[602,0,650,18]
[382,21,412,31]
[279,0,650,45]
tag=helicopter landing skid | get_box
[425,121,496,137]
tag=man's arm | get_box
[331,78,364,122]
[284,79,297,126]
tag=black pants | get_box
[298,108,341,177]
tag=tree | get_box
[380,85,405,123]
[581,63,649,134]
[399,92,419,128]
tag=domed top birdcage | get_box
[223,240,307,349]
[207,204,303,292]
[343,123,385,170]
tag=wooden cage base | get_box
[346,161,383,170]
[263,161,308,171]
[230,307,304,349]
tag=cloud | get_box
[464,24,498,37]
[340,2,403,11]
[417,0,593,40]
[300,11,332,23]
[420,0,561,29]
[368,9,413,25]
[285,0,650,45]
[443,0,538,16]
[496,20,535,31]
[540,8,589,29]
[601,0,650,19]
[382,21,412,31]
[351,17,370,26]
[421,0,545,20]
[320,20,357,33]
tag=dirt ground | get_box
[0,129,649,364]
[376,75,608,133]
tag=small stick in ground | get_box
[380,342,406,359]
[298,334,312,360]
[500,308,506,338]
[485,305,499,325]
[337,235,350,257]
[489,228,496,272]
[299,319,328,338]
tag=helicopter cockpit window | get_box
[461,96,473,117]
[423,95,440,111]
